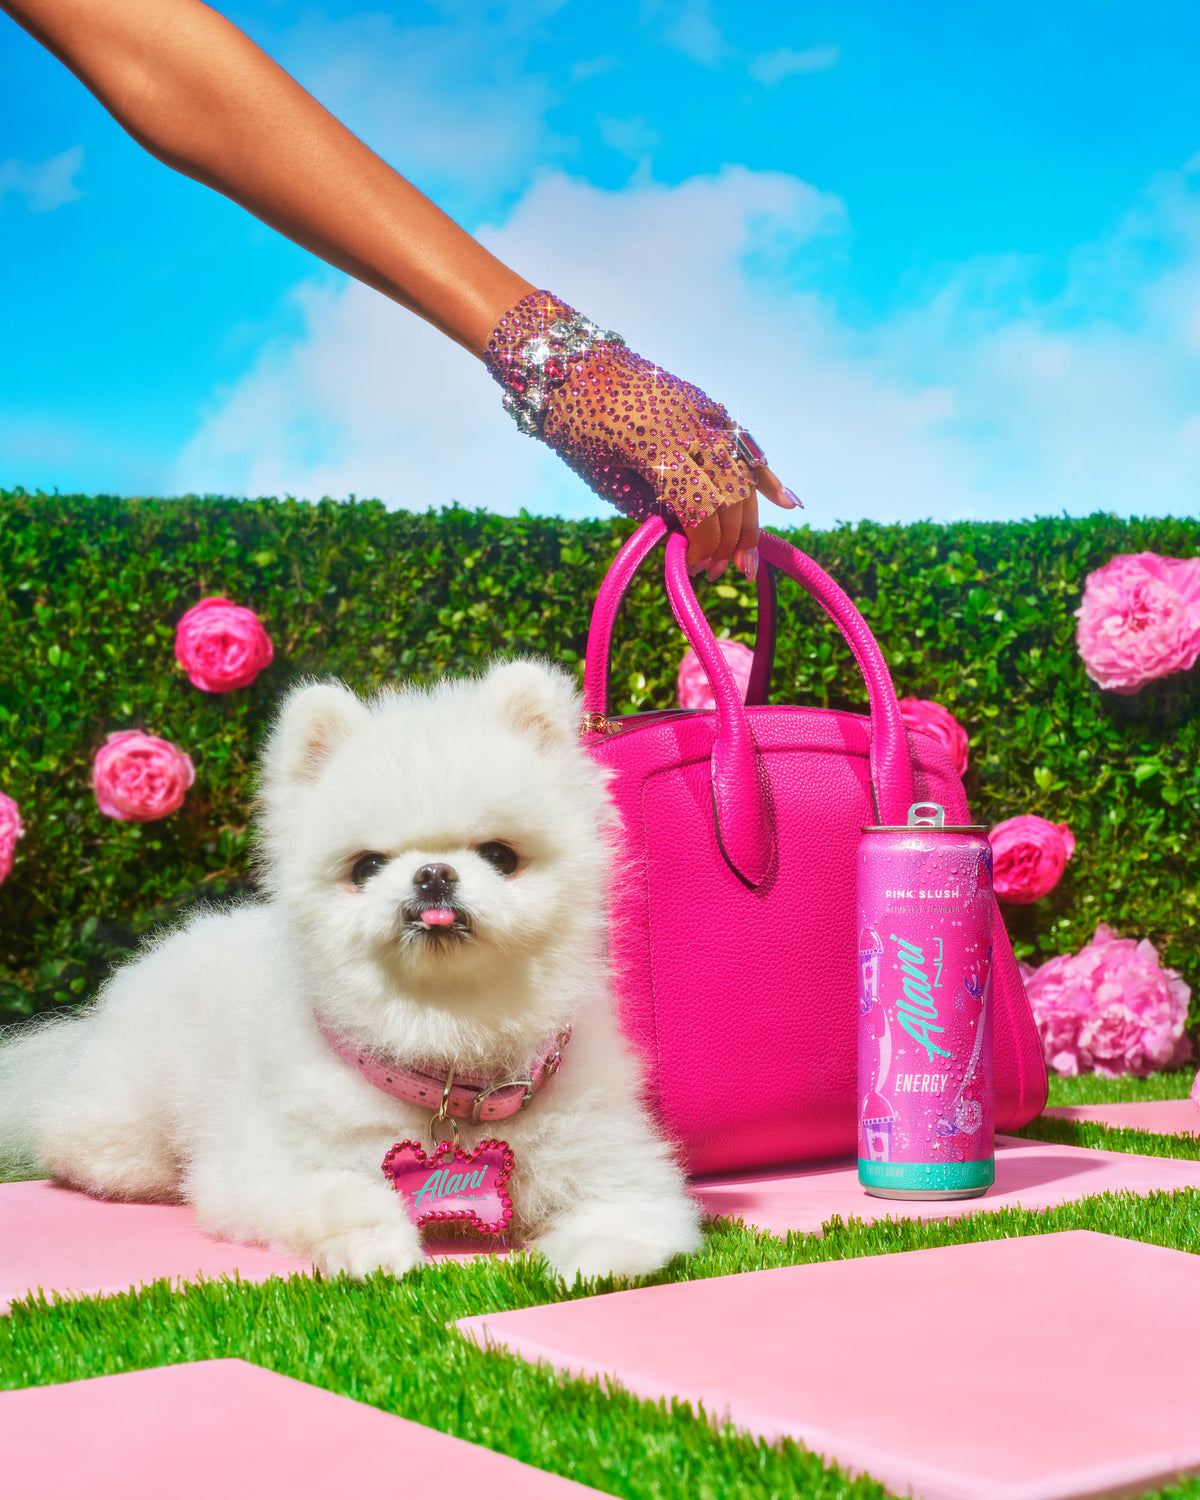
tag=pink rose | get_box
[989,814,1075,904]
[175,596,274,692]
[898,698,970,776]
[677,639,755,710]
[1075,552,1200,695]
[1019,954,1086,1076]
[1022,924,1192,1078]
[0,791,24,884]
[92,731,196,822]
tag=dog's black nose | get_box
[413,863,458,903]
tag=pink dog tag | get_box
[382,1139,515,1236]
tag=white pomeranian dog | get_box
[0,661,701,1281]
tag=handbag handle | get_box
[581,517,778,713]
[581,517,915,887]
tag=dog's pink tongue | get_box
[420,908,456,927]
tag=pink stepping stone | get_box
[0,1358,603,1499]
[692,1133,1200,1237]
[458,1230,1200,1500]
[1,1180,311,1313]
[0,1180,503,1313]
[1042,1098,1200,1136]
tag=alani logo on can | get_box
[857,801,995,1201]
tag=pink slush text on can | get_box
[857,801,994,1199]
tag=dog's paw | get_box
[536,1202,703,1283]
[314,1223,424,1280]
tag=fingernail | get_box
[741,547,758,582]
[706,559,729,582]
[780,487,803,510]
[688,556,713,577]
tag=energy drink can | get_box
[857,801,994,1199]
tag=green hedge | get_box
[2,488,1199,1031]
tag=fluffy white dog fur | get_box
[0,661,701,1281]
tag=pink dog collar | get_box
[315,1015,570,1124]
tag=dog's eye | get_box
[475,841,519,877]
[349,852,389,888]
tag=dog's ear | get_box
[480,659,577,751]
[265,681,370,788]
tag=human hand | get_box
[485,291,799,580]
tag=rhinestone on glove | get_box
[485,290,760,525]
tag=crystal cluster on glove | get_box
[485,290,760,525]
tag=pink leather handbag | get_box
[582,517,1048,1177]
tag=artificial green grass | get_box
[1046,1067,1196,1105]
[5,1067,1200,1498]
[1015,1113,1200,1159]
[1015,1064,1199,1157]
[0,1159,44,1185]
[5,1195,1200,1499]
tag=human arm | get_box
[3,0,797,572]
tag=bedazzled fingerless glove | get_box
[485,290,760,525]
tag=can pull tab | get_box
[907,801,945,827]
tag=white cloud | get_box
[173,277,555,515]
[174,159,1200,526]
[172,167,843,515]
[569,55,620,84]
[264,4,566,219]
[0,147,83,213]
[659,0,729,66]
[749,45,841,86]
[598,115,662,161]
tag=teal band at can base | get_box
[857,1158,995,1192]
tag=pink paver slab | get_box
[458,1230,1200,1500]
[691,1133,1200,1237]
[0,1358,604,1499]
[1042,1098,1200,1136]
[1,1180,311,1313]
[0,1179,506,1313]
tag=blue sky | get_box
[3,0,1200,524]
